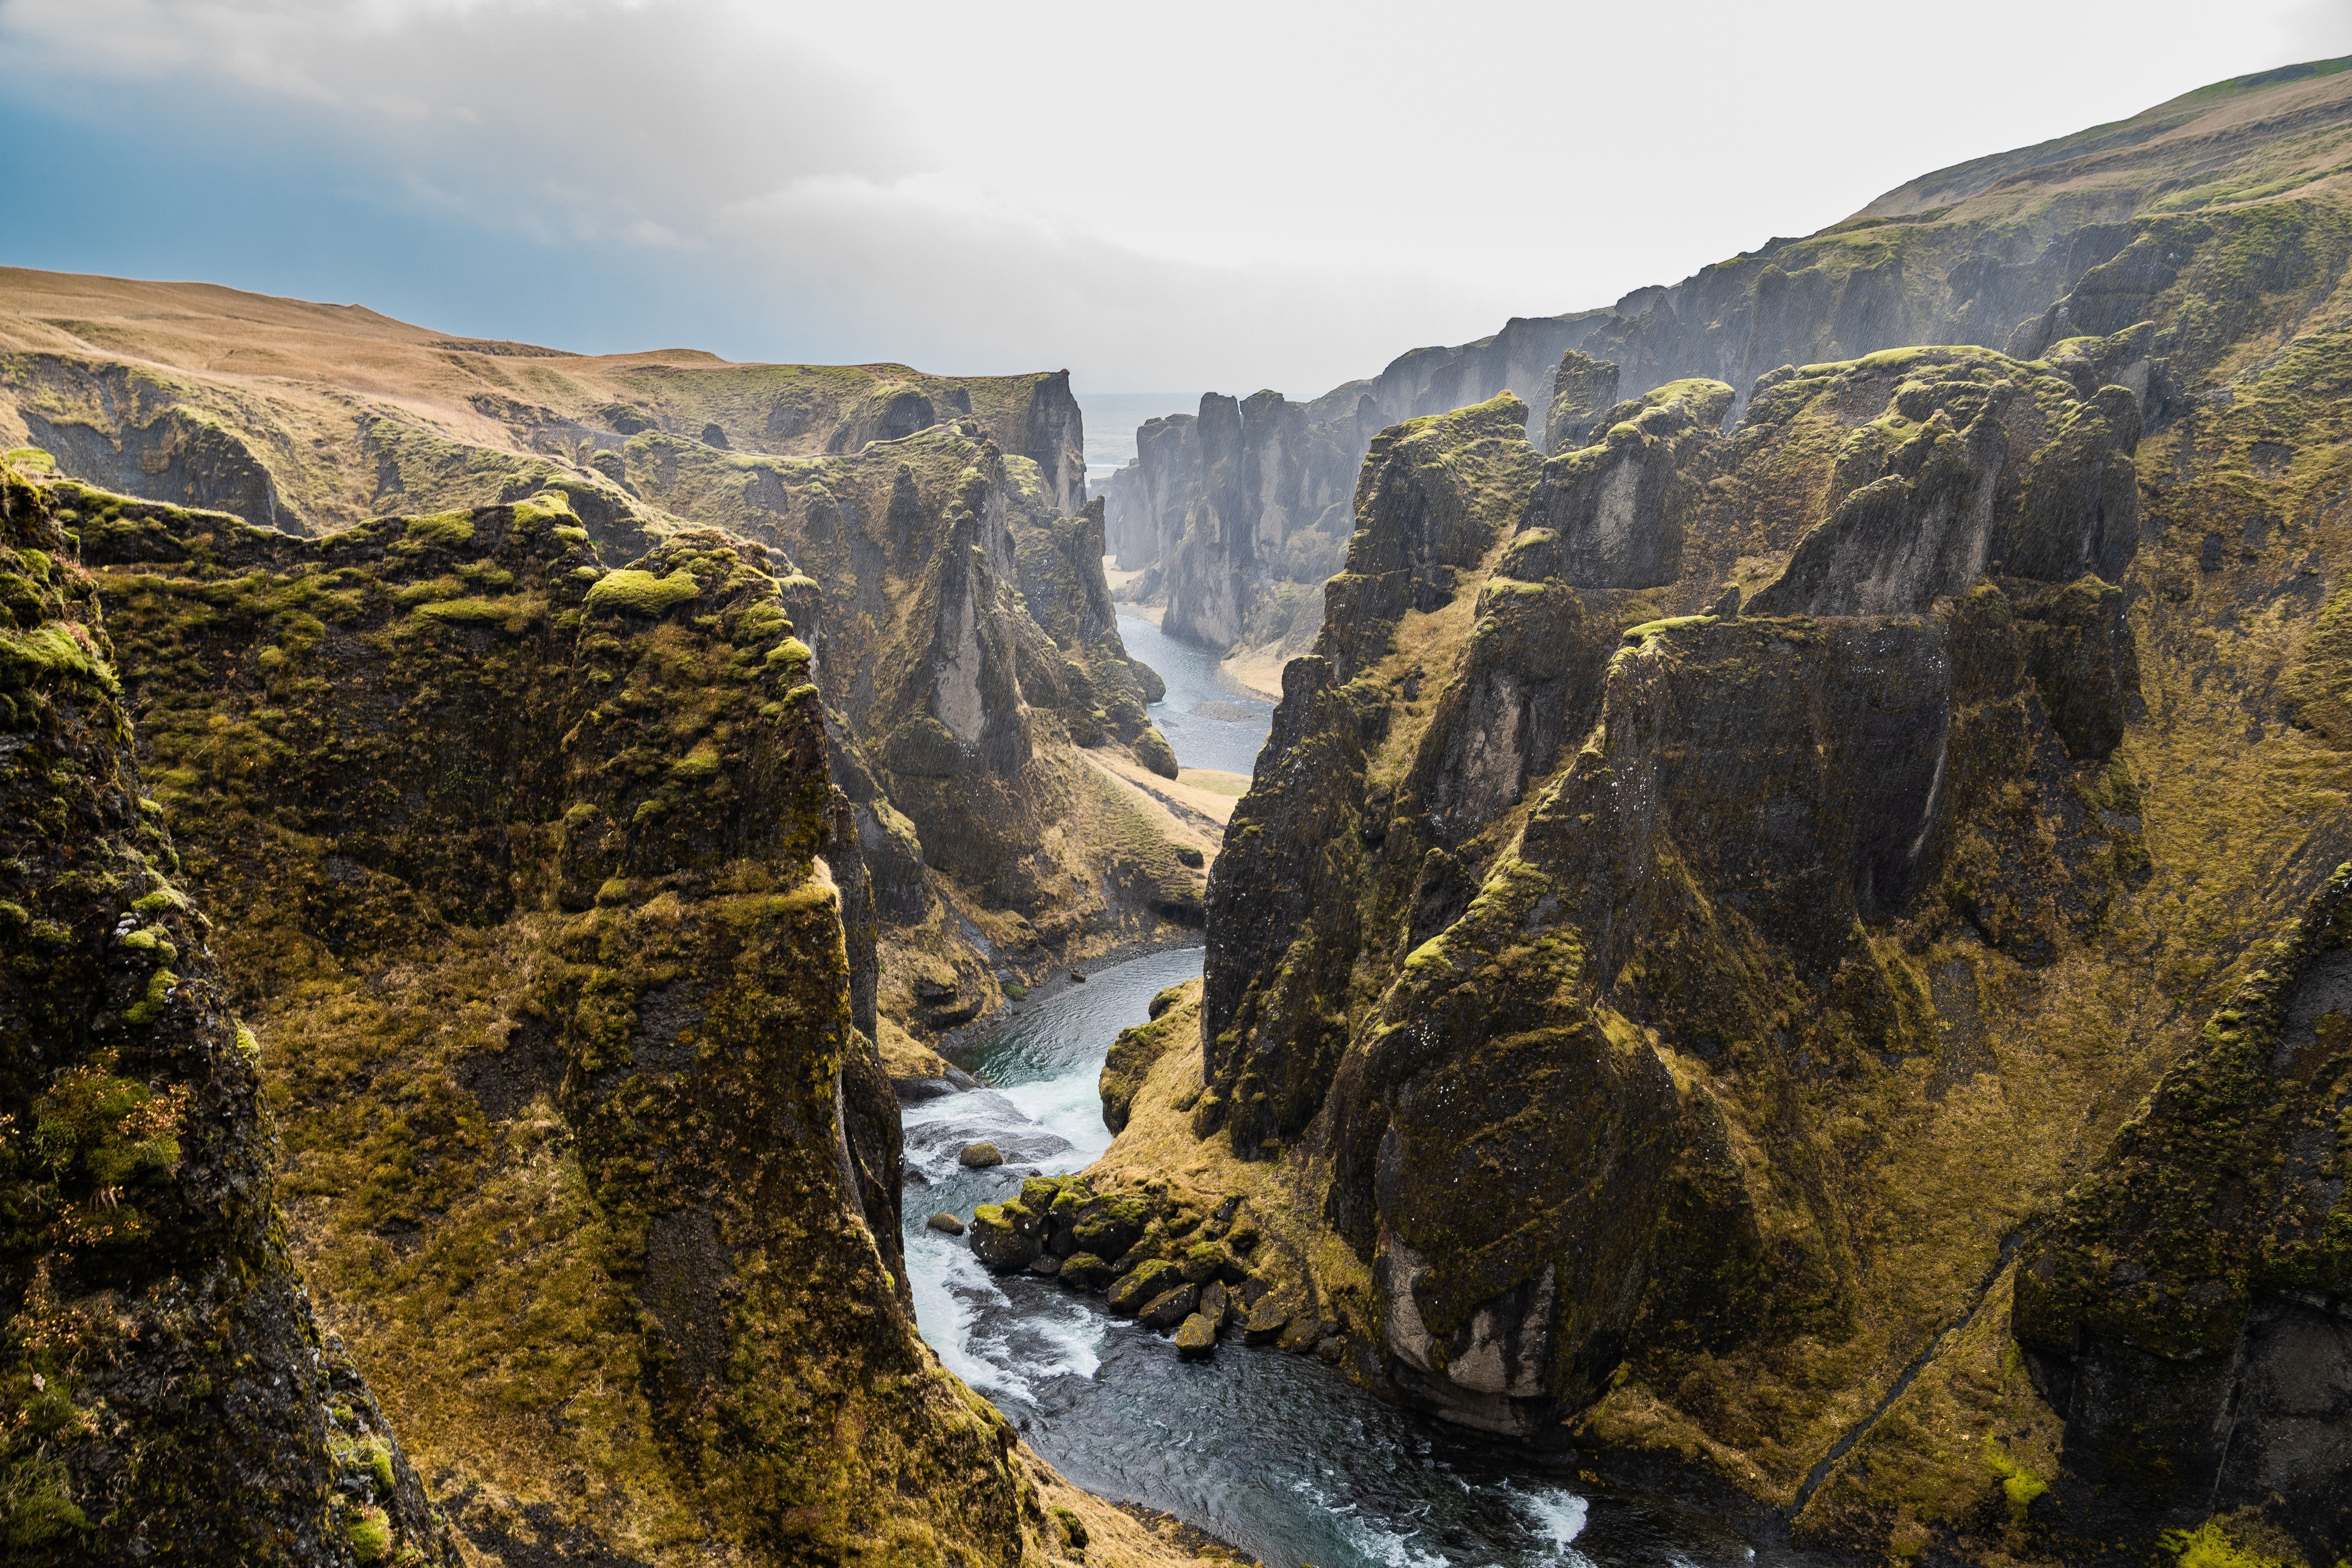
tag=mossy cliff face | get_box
[1185,319,2321,1556]
[2014,867,2352,1558]
[0,467,453,1566]
[33,474,1056,1563]
[584,419,1199,1001]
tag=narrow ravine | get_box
[899,953,1797,1568]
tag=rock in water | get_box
[1107,1258,1181,1315]
[926,1212,967,1235]
[958,1140,1004,1168]
[1058,1252,1116,1291]
[969,1199,1046,1272]
[1138,1284,1201,1333]
[1174,1314,1219,1359]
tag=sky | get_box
[1,0,2348,401]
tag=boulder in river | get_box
[958,1141,1004,1168]
[1107,1258,1180,1314]
[1027,1254,1062,1278]
[969,1200,1045,1271]
[1199,1279,1229,1327]
[1139,1284,1201,1333]
[1177,1240,1228,1284]
[1059,1252,1116,1291]
[1173,1314,1218,1359]
[926,1212,966,1235]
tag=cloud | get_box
[1,0,2344,394]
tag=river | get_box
[1116,611,1276,778]
[899,950,1807,1568]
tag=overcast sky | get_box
[2,0,2347,399]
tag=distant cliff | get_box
[1103,312,1608,657]
[1104,56,2352,678]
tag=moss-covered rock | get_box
[40,475,1049,1564]
[0,468,453,1566]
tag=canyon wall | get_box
[0,282,1199,1048]
[0,466,455,1567]
[1102,312,1610,659]
[1174,55,2352,1565]
[0,466,1096,1563]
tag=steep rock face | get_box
[1104,312,1610,658]
[0,280,1201,1042]
[54,478,1048,1564]
[603,421,1202,968]
[1542,349,1622,455]
[2014,867,2352,1558]
[1197,335,2192,1542]
[0,467,453,1566]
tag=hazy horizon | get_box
[2,1,2347,401]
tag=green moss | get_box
[2161,1520,2299,1568]
[764,636,813,667]
[1619,613,1718,644]
[346,1505,393,1562]
[584,569,700,617]
[0,622,119,695]
[401,512,475,548]
[1979,1437,2046,1523]
[2,446,57,474]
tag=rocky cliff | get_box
[0,462,1111,1563]
[1102,312,1610,661]
[0,278,1201,1049]
[0,465,454,1566]
[1166,74,2352,1555]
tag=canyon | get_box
[2,47,2350,1568]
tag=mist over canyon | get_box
[4,34,2352,1568]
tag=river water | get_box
[899,951,1803,1568]
[1116,611,1276,778]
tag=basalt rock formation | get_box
[1181,77,2352,1551]
[0,466,454,1566]
[0,463,1112,1564]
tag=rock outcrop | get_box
[0,466,453,1566]
[11,467,1064,1564]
